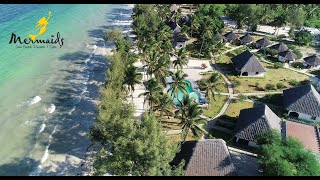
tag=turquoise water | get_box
[168,80,200,105]
[0,4,131,175]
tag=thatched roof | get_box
[304,54,320,66]
[231,50,266,73]
[234,105,282,142]
[283,84,320,117]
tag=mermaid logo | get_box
[8,10,64,48]
[29,11,52,41]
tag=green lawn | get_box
[221,100,254,121]
[167,133,197,143]
[247,94,285,117]
[230,61,309,93]
[161,117,181,130]
[216,51,309,93]
[201,71,229,93]
[203,95,228,118]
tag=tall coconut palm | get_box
[176,97,208,143]
[173,48,189,71]
[167,70,188,100]
[124,66,143,102]
[153,94,174,119]
[198,72,221,107]
[154,54,171,86]
[139,78,162,110]
[144,50,158,79]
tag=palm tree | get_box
[213,41,225,57]
[176,96,208,143]
[167,70,188,100]
[139,78,162,110]
[154,53,171,85]
[173,48,189,71]
[144,50,158,79]
[124,66,143,102]
[153,94,174,119]
[198,73,221,108]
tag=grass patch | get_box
[203,95,228,118]
[167,133,197,143]
[161,118,181,130]
[229,61,309,93]
[221,100,254,121]
[202,71,229,93]
[247,94,285,117]
[309,69,320,76]
[208,129,233,141]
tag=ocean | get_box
[0,4,133,175]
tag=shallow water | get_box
[0,4,133,175]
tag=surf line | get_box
[9,32,64,48]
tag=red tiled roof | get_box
[285,120,320,153]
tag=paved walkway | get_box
[234,91,283,97]
[127,61,148,117]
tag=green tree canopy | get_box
[256,130,320,176]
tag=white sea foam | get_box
[28,96,41,105]
[45,104,56,114]
[41,146,49,164]
[29,165,43,176]
[68,106,76,115]
[39,123,46,133]
[39,125,57,165]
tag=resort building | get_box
[283,120,320,153]
[255,37,271,49]
[224,31,239,43]
[283,84,320,122]
[278,50,297,63]
[303,54,320,69]
[270,42,288,52]
[215,32,226,42]
[185,139,237,176]
[231,50,266,77]
[239,33,253,45]
[175,33,189,49]
[234,105,282,148]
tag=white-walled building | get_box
[303,54,320,70]
[278,50,297,63]
[283,84,320,122]
[231,50,266,77]
[234,105,282,148]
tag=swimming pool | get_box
[167,79,201,105]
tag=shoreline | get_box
[38,5,133,176]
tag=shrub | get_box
[291,62,304,69]
[299,79,312,86]
[238,94,247,101]
[265,83,275,90]
[294,30,314,46]
[274,62,284,69]
[288,79,299,87]
[201,63,208,69]
[233,80,241,87]
[276,82,286,89]
[265,48,279,57]
[293,49,303,60]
